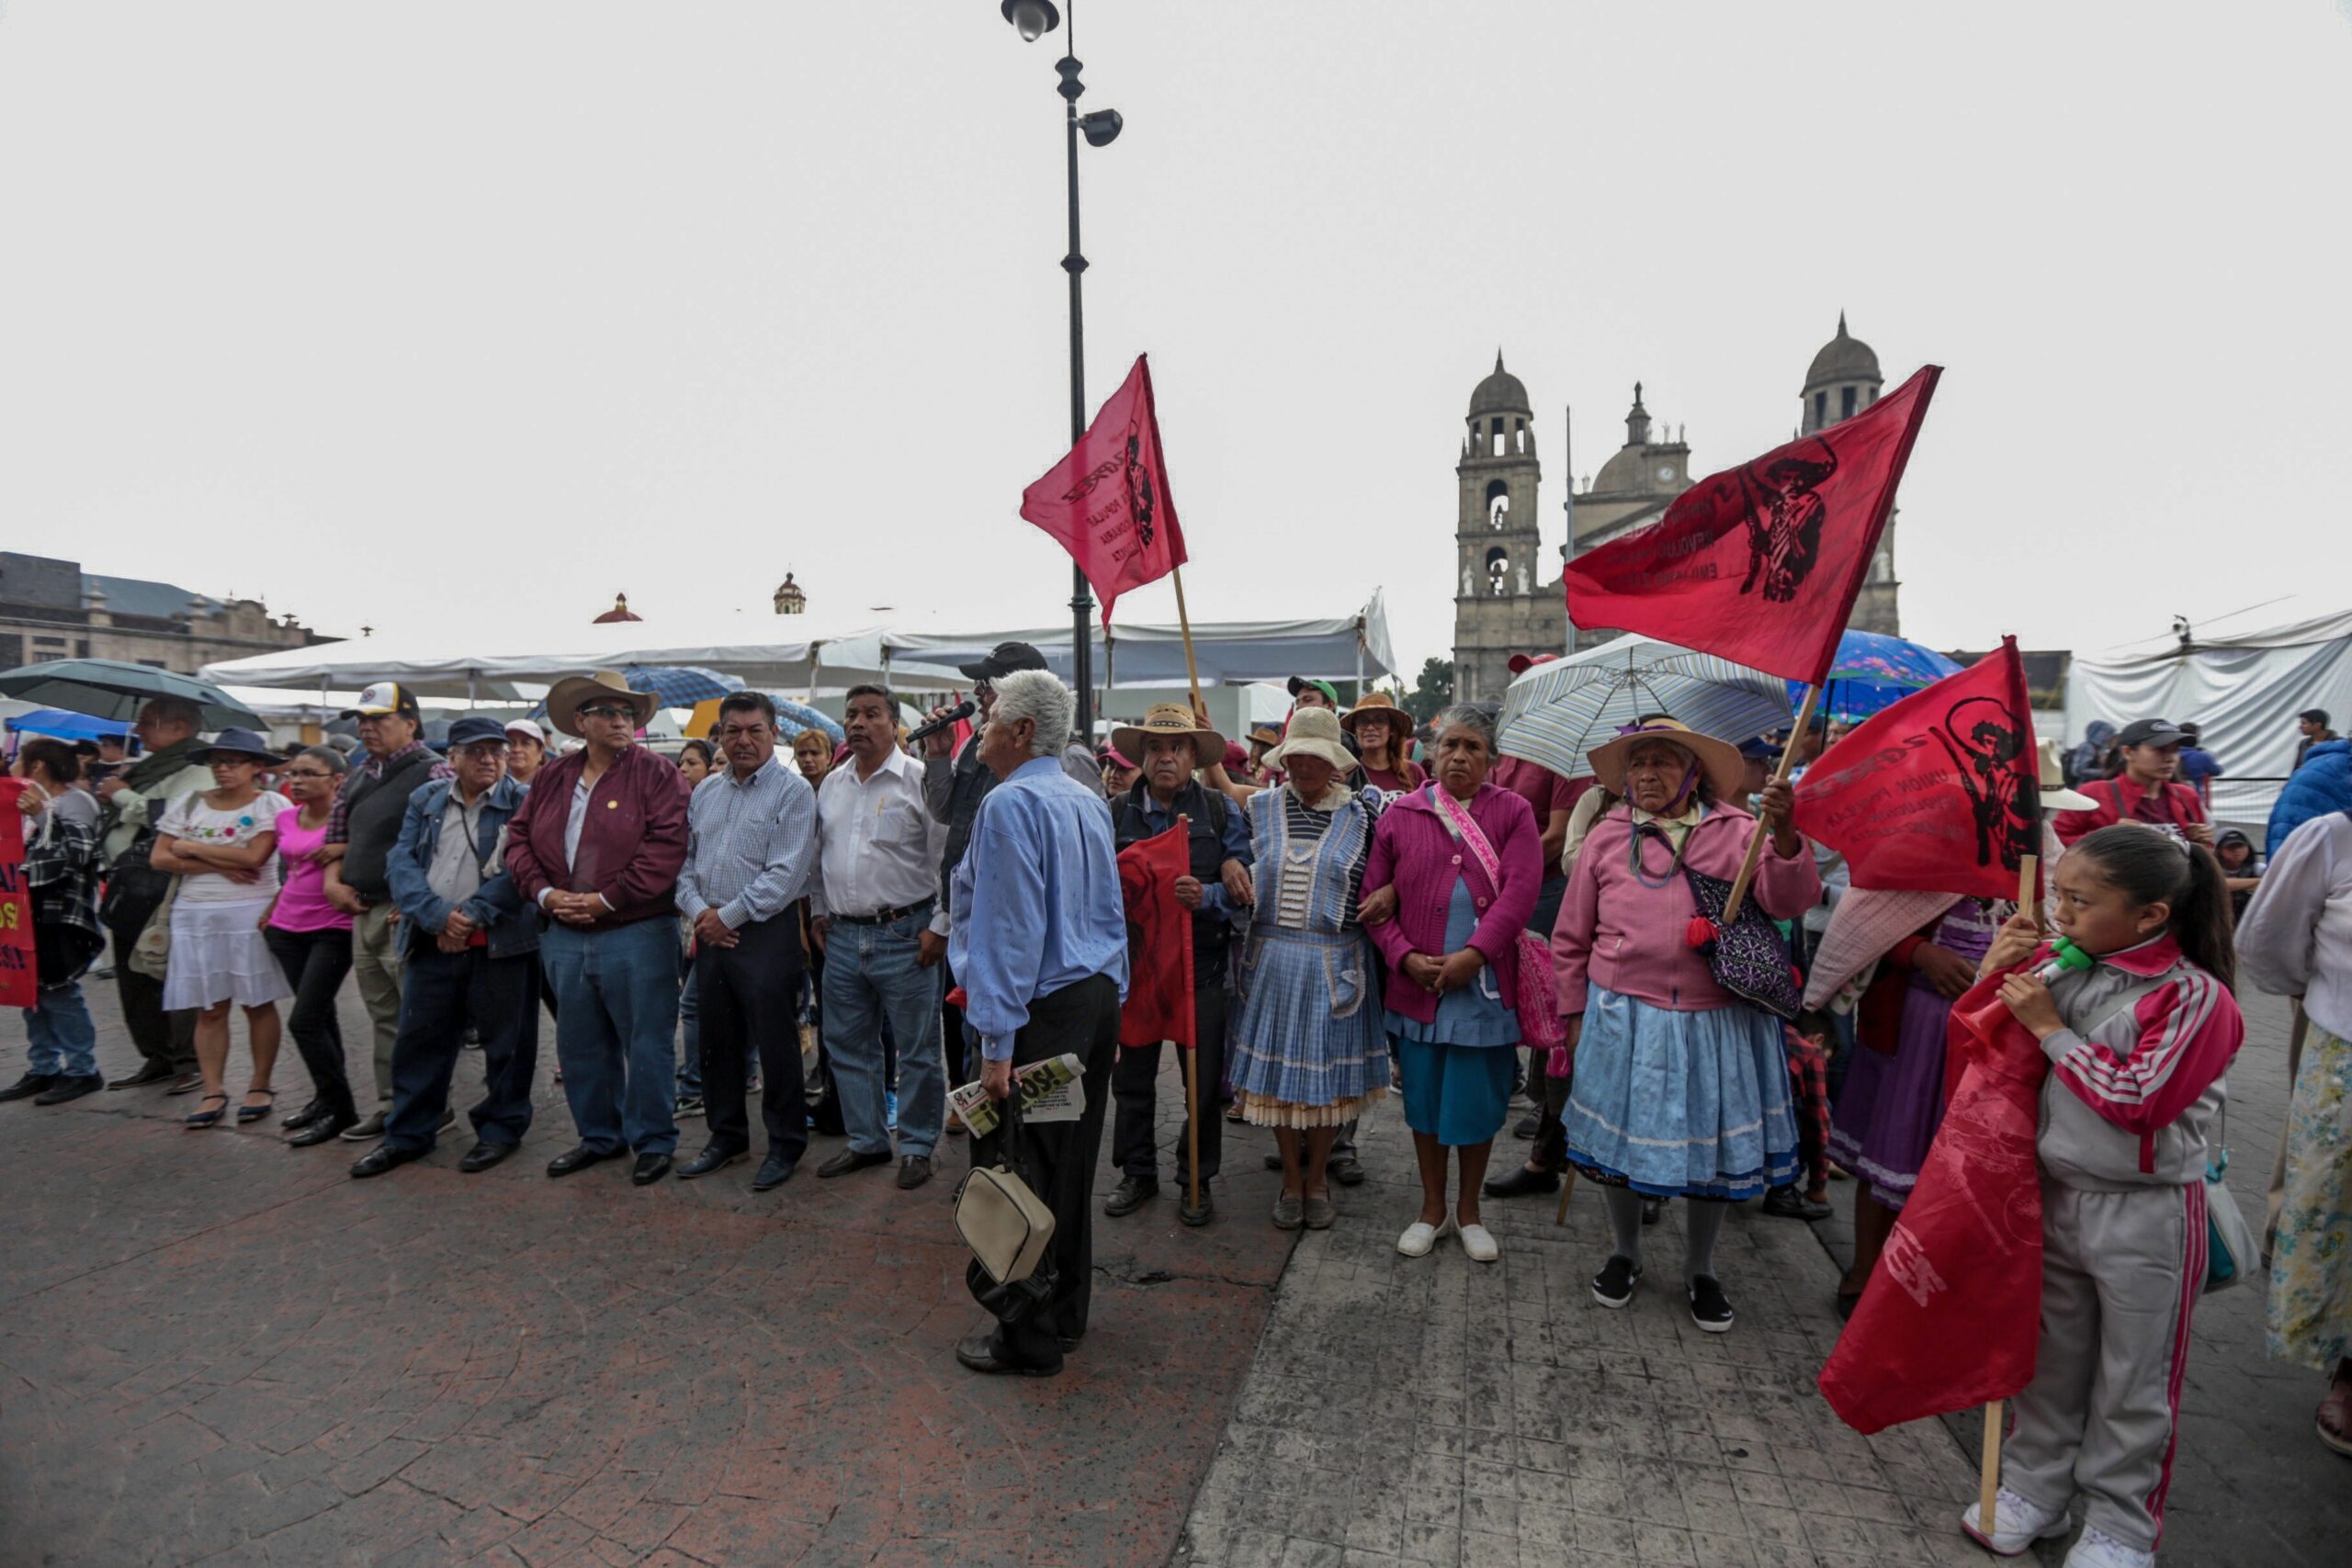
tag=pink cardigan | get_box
[1550,803,1821,1016]
[1363,783,1543,1025]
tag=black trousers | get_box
[383,944,540,1153]
[694,914,808,1161]
[107,917,194,1074]
[969,972,1119,1371]
[1110,980,1227,1185]
[263,925,356,1122]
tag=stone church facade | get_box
[1452,319,1900,704]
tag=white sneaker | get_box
[1458,1223,1499,1264]
[2063,1526,2154,1568]
[1959,1489,2070,1557]
[1397,1219,1449,1258]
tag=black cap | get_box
[447,716,509,749]
[2115,718,2188,749]
[957,640,1050,682]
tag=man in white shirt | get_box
[812,684,950,1190]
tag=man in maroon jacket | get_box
[505,672,692,1185]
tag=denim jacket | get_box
[386,775,538,959]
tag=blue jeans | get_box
[820,912,944,1159]
[542,918,681,1156]
[23,981,98,1078]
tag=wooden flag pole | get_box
[1183,1047,1202,1217]
[1722,682,1823,925]
[1974,852,2038,1539]
[1553,1166,1577,1227]
[1170,562,1204,713]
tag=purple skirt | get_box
[1826,985,1951,1209]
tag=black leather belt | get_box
[831,897,935,927]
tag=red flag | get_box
[1114,824,1195,1049]
[0,780,36,1010]
[1792,637,2038,902]
[1563,366,1941,683]
[1819,970,2047,1432]
[1020,355,1188,626]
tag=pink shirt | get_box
[269,807,354,933]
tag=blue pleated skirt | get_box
[1228,926,1388,1128]
[1561,984,1798,1200]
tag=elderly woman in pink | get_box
[1552,719,1817,1333]
[1362,705,1541,1264]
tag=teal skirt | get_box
[1396,1039,1515,1146]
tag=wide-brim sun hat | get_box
[189,726,286,766]
[1587,718,1748,803]
[546,671,658,739]
[1340,691,1415,739]
[1111,702,1227,764]
[2036,738,2099,813]
[1263,706,1354,773]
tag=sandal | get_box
[2318,1381,2352,1458]
[183,1094,231,1129]
[237,1089,277,1125]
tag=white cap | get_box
[504,718,548,746]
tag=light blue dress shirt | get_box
[675,756,819,930]
[949,756,1130,1061]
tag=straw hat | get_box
[546,671,657,739]
[1340,690,1415,740]
[2037,738,2098,812]
[1263,706,1354,773]
[1587,718,1748,803]
[1111,703,1226,764]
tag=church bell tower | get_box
[1453,352,1542,702]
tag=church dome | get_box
[593,592,641,625]
[1468,352,1531,417]
[1804,313,1881,389]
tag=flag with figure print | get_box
[1020,355,1188,626]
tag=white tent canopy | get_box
[879,592,1397,690]
[200,615,899,701]
[2064,603,2352,781]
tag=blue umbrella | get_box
[619,665,744,709]
[5,707,135,742]
[764,694,843,744]
[1793,630,1962,721]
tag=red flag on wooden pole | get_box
[1563,366,1941,685]
[1792,637,2040,902]
[1114,823,1195,1050]
[1021,355,1189,628]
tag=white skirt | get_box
[162,897,296,1010]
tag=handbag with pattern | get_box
[1681,863,1804,1021]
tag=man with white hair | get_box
[948,669,1128,1378]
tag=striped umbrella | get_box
[1497,634,1795,781]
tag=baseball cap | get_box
[958,640,1050,682]
[341,681,421,721]
[447,716,509,750]
[1737,736,1781,761]
[2115,718,2188,749]
[1286,675,1341,706]
[503,718,547,747]
[1507,652,1561,675]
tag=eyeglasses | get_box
[577,705,632,722]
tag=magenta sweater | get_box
[1363,783,1543,1026]
[1550,803,1821,1016]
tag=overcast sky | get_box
[4,1,2346,682]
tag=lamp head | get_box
[1001,0,1060,42]
[1080,107,1123,147]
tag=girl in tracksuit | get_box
[1963,825,2245,1568]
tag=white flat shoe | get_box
[2061,1527,2154,1568]
[1396,1218,1453,1258]
[1959,1489,2070,1557]
[1458,1222,1499,1264]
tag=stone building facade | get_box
[0,552,330,677]
[1452,319,1902,703]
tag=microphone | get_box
[2031,939,2094,986]
[906,700,976,746]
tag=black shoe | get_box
[1104,1175,1159,1217]
[1263,1153,1283,1172]
[547,1143,621,1178]
[1328,1152,1365,1188]
[678,1145,747,1179]
[631,1153,673,1186]
[287,1115,354,1148]
[349,1144,426,1179]
[107,1063,175,1090]
[1512,1111,1541,1140]
[166,1072,205,1096]
[0,1073,57,1103]
[1641,1196,1664,1226]
[1688,1274,1735,1333]
[1483,1164,1561,1200]
[752,1153,797,1191]
[1591,1255,1643,1309]
[955,1328,1060,1379]
[340,1111,388,1142]
[283,1100,324,1132]
[1760,1185,1833,1222]
[897,1155,933,1190]
[816,1147,892,1179]
[1179,1182,1215,1228]
[435,1107,456,1134]
[34,1074,105,1106]
[458,1141,514,1174]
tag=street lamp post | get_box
[1000,0,1121,741]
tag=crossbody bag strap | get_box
[1428,784,1504,898]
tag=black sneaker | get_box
[1688,1274,1735,1333]
[1591,1255,1642,1309]
[675,1095,707,1120]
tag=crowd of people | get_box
[8,651,2351,1560]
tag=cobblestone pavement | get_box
[0,980,1295,1568]
[1180,984,2345,1568]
